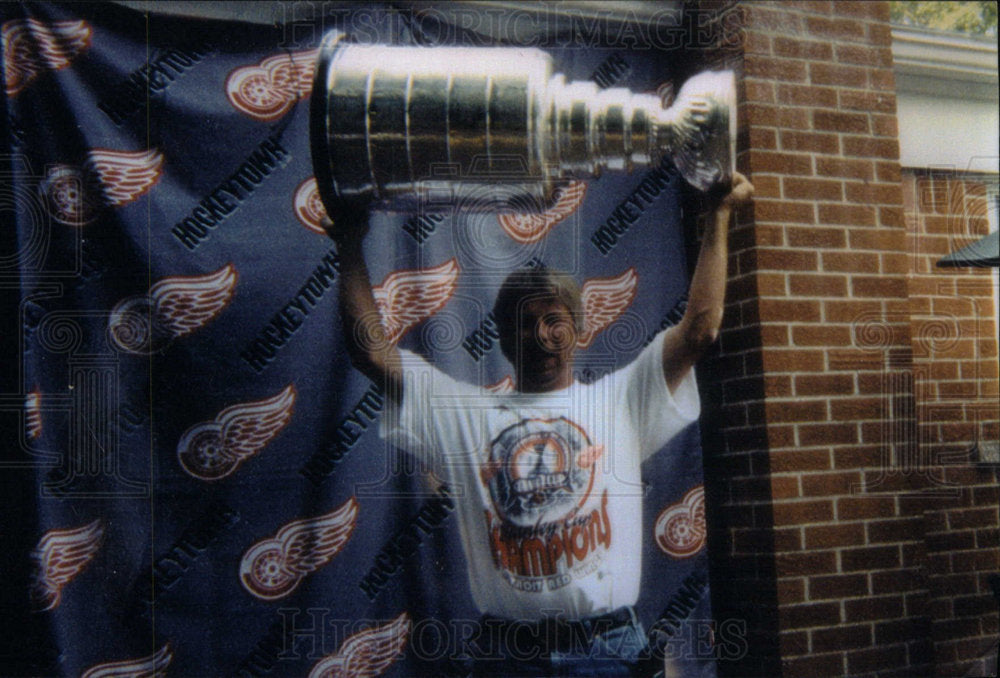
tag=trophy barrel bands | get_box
[312,36,556,212]
[310,32,736,214]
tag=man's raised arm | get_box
[323,213,403,403]
[661,172,754,393]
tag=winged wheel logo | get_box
[497,181,586,244]
[577,268,639,349]
[30,520,104,611]
[294,176,329,235]
[2,18,91,96]
[654,485,706,559]
[240,497,359,600]
[108,264,238,354]
[373,259,460,346]
[226,48,319,121]
[41,149,164,227]
[308,612,410,678]
[178,385,296,480]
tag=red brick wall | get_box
[903,170,999,675]
[702,2,999,676]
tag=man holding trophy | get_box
[313,31,753,678]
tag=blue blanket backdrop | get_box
[2,3,720,676]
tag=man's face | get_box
[509,296,578,392]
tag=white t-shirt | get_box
[380,331,699,620]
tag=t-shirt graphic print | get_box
[483,416,611,590]
[381,331,699,620]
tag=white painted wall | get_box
[896,93,999,171]
[893,26,999,173]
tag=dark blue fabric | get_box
[3,3,718,676]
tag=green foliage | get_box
[890,1,998,36]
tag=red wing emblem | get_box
[150,263,238,337]
[178,385,296,481]
[654,485,706,559]
[294,176,328,235]
[226,48,319,121]
[2,18,92,96]
[26,387,42,440]
[81,644,173,678]
[30,520,103,611]
[576,267,639,349]
[109,264,238,354]
[497,181,586,244]
[373,259,460,345]
[240,497,359,601]
[484,375,515,395]
[41,148,164,226]
[86,149,164,207]
[308,612,411,678]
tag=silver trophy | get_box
[310,31,736,213]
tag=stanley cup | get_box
[310,31,736,213]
